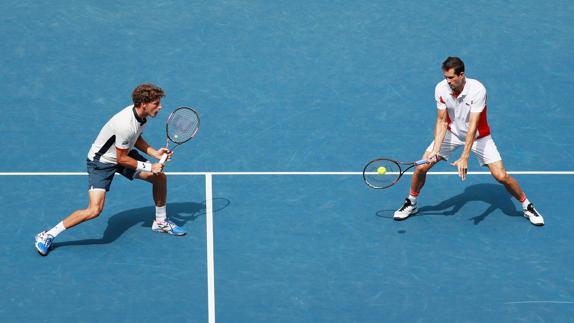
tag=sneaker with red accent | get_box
[393,198,418,221]
[523,203,544,226]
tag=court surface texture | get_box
[1,1,573,322]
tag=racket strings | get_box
[364,159,401,189]
[167,109,199,144]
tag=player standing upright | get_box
[35,83,185,256]
[393,57,544,226]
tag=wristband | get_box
[136,161,153,172]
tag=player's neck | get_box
[133,105,143,117]
[452,78,466,97]
[133,105,148,122]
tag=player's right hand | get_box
[152,163,165,174]
[427,152,440,164]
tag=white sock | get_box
[408,195,417,205]
[521,198,531,209]
[156,206,167,223]
[47,221,66,237]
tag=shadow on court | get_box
[52,198,230,249]
[377,184,522,224]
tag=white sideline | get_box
[205,173,215,323]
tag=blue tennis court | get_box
[1,1,573,322]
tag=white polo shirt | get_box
[435,78,491,139]
[87,105,147,164]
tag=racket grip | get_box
[415,159,429,166]
[159,153,168,164]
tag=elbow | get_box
[438,120,449,130]
[116,155,130,166]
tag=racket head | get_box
[166,107,200,144]
[362,158,402,189]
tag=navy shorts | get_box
[87,150,148,191]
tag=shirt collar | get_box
[132,106,147,125]
[450,79,468,99]
[459,79,470,97]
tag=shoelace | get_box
[43,234,54,246]
[158,220,174,231]
[527,204,540,217]
[399,199,412,211]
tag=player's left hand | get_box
[451,157,468,181]
[156,147,174,162]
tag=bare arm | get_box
[135,136,174,161]
[429,109,449,160]
[451,111,481,180]
[116,146,164,174]
[135,136,161,160]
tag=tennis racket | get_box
[159,107,200,164]
[362,158,430,189]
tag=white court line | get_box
[205,173,216,323]
[504,301,574,305]
[0,171,573,176]
[4,169,573,323]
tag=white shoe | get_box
[152,219,187,236]
[394,198,418,221]
[34,231,55,256]
[523,203,544,226]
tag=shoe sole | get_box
[527,218,544,226]
[34,243,48,256]
[394,208,418,221]
[523,214,544,226]
[152,228,187,236]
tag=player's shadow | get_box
[52,198,230,249]
[377,184,522,224]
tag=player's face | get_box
[443,68,465,93]
[143,99,162,118]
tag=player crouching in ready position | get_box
[35,83,185,256]
[393,57,544,226]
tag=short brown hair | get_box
[442,57,465,75]
[132,83,165,107]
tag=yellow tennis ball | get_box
[377,166,387,175]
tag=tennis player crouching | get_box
[35,84,185,256]
[394,57,544,226]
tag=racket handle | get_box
[415,159,429,166]
[159,153,168,164]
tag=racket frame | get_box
[362,158,429,189]
[159,107,200,164]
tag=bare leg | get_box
[62,190,106,229]
[136,171,167,207]
[486,160,524,201]
[136,171,187,234]
[410,151,442,195]
[487,160,544,225]
[394,151,443,220]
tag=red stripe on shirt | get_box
[476,105,491,138]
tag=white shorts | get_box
[425,131,502,166]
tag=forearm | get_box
[116,152,158,173]
[135,136,159,157]
[116,154,140,170]
[432,118,449,154]
[461,125,478,160]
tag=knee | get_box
[414,164,431,175]
[154,172,167,184]
[492,171,510,184]
[86,206,103,220]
